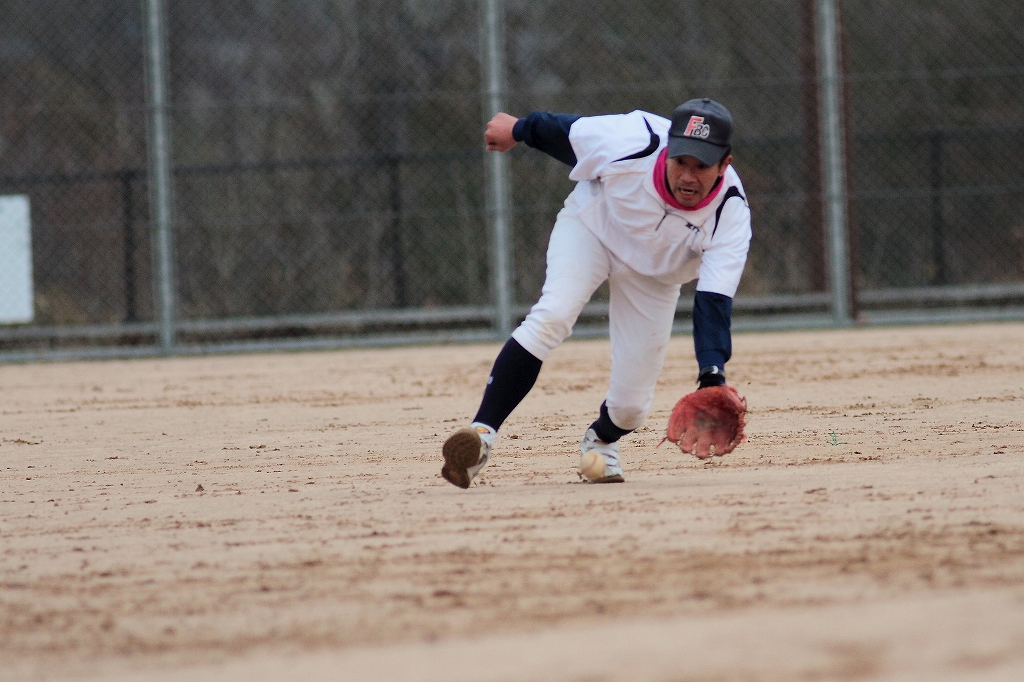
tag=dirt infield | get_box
[2,322,1024,681]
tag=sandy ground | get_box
[2,322,1024,681]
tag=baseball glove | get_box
[663,385,747,459]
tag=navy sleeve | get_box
[512,111,581,166]
[693,290,733,370]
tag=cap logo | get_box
[682,115,711,139]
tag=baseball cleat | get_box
[579,428,624,483]
[441,422,495,489]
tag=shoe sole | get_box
[591,473,624,483]
[442,428,481,489]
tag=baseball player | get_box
[441,98,751,488]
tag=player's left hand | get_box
[662,385,747,459]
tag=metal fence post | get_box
[143,0,177,352]
[817,0,852,325]
[480,0,513,338]
[119,170,138,323]
[929,132,946,285]
[799,0,826,293]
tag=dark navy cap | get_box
[667,98,733,165]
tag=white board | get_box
[0,195,34,324]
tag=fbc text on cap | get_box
[668,98,733,166]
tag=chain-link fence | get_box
[1,0,1022,359]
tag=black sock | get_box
[472,338,543,431]
[589,401,633,444]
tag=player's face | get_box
[666,154,732,208]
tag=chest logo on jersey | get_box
[683,116,711,139]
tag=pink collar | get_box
[652,148,724,212]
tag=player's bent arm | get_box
[511,112,581,165]
[509,110,671,179]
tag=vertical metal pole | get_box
[120,171,137,323]
[388,155,407,307]
[481,0,513,337]
[143,0,177,351]
[929,132,946,285]
[799,0,826,292]
[817,0,852,325]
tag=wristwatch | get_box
[697,365,725,386]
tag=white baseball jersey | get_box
[562,110,751,296]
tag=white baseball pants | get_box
[511,207,682,431]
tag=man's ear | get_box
[718,155,733,176]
